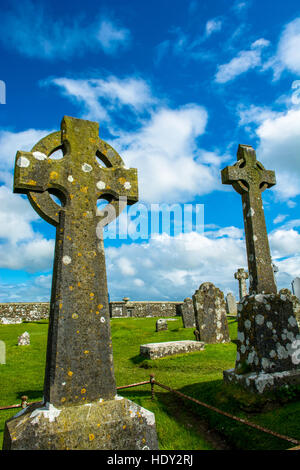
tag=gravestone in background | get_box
[192,282,230,344]
[225,292,237,315]
[292,277,300,301]
[180,297,196,328]
[3,116,158,450]
[222,145,300,393]
[18,332,30,346]
[156,319,168,332]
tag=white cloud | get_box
[276,17,300,75]
[113,104,227,202]
[1,2,130,59]
[215,38,270,83]
[97,20,130,54]
[205,18,222,37]
[49,76,154,122]
[269,228,300,258]
[273,214,288,224]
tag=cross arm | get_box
[97,167,138,205]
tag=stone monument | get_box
[18,332,30,346]
[180,297,196,328]
[292,277,300,301]
[234,268,248,300]
[225,292,237,315]
[156,319,168,332]
[3,116,158,450]
[192,282,230,344]
[222,145,300,393]
[279,288,300,329]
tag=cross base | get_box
[223,368,300,394]
[3,397,158,450]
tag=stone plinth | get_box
[140,340,205,360]
[224,294,300,392]
[223,368,300,394]
[180,298,195,328]
[192,282,230,344]
[3,396,158,450]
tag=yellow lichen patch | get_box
[69,286,73,291]
[59,303,63,309]
[28,179,37,186]
[70,194,74,199]
[89,434,95,441]
[76,330,80,334]
[67,236,72,241]
[83,212,87,217]
[72,313,78,319]
[77,252,82,257]
[96,311,99,315]
[118,177,126,185]
[90,292,95,298]
[61,397,66,403]
[50,171,59,180]
[142,438,146,444]
[123,425,126,430]
[98,304,103,310]
[80,186,88,193]
[68,371,73,377]
[78,282,81,287]
[84,350,89,354]
[89,138,96,143]
[81,388,86,394]
[97,423,101,427]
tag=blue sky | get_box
[1,0,300,302]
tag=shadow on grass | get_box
[16,389,43,401]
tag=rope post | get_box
[150,374,155,400]
[21,396,28,409]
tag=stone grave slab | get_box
[140,340,205,360]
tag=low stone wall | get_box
[0,302,50,324]
[0,300,183,323]
[110,301,183,318]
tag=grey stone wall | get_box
[0,302,50,324]
[0,301,183,323]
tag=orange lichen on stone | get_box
[68,371,73,377]
[81,388,86,394]
[89,434,95,441]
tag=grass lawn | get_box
[1,316,300,450]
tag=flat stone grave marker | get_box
[3,116,158,450]
[140,340,205,360]
[226,292,237,315]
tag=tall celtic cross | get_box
[221,144,277,295]
[14,116,138,407]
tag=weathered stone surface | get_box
[234,268,248,300]
[18,331,30,346]
[140,340,205,360]
[4,115,157,450]
[0,340,5,364]
[0,302,49,324]
[156,319,168,332]
[292,277,300,301]
[192,283,230,344]
[222,145,277,295]
[110,301,182,318]
[180,298,195,328]
[234,294,300,375]
[279,288,300,329]
[226,292,237,315]
[224,368,300,394]
[3,396,158,450]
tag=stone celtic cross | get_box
[222,145,276,295]
[234,268,248,300]
[14,116,138,407]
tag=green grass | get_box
[1,317,300,450]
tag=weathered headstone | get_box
[3,116,158,450]
[18,332,30,346]
[156,318,168,332]
[292,277,300,301]
[222,145,300,393]
[279,288,300,329]
[234,268,248,300]
[140,340,205,359]
[0,340,5,364]
[192,282,230,344]
[180,297,196,328]
[225,292,237,315]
